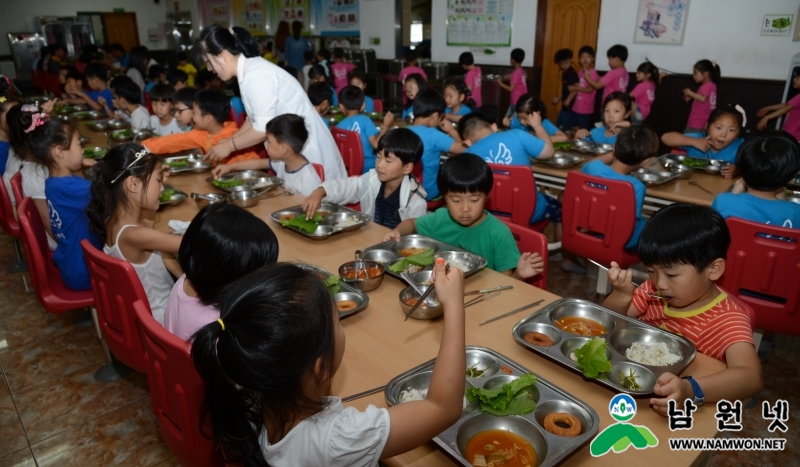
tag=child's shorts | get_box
[632,107,645,125]
[530,194,562,224]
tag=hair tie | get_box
[734,105,747,127]
[24,113,48,133]
[712,60,717,67]
[21,104,38,112]
[217,318,225,331]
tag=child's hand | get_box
[607,261,635,295]
[97,96,107,106]
[610,121,630,134]
[205,140,234,162]
[732,178,746,194]
[41,99,57,114]
[516,252,544,280]
[81,158,97,168]
[502,116,511,128]
[650,373,693,417]
[431,257,465,311]
[383,111,395,127]
[574,129,590,139]
[756,107,769,118]
[212,164,233,179]
[721,164,736,179]
[382,230,402,243]
[300,188,325,220]
[527,111,543,128]
[692,137,710,153]
[682,88,692,97]
[756,117,769,131]
[551,96,560,105]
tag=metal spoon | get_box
[404,263,450,321]
[689,180,714,195]
[355,250,369,281]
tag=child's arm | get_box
[382,218,417,242]
[661,132,710,153]
[757,103,787,117]
[563,90,578,108]
[369,113,395,149]
[649,342,763,416]
[212,158,270,178]
[601,261,640,317]
[382,259,465,459]
[97,96,114,117]
[301,176,361,219]
[574,128,590,139]
[72,89,103,111]
[506,252,544,280]
[550,129,569,143]
[682,88,707,102]
[526,112,555,159]
[438,120,462,142]
[757,104,792,130]
[495,76,513,92]
[583,69,604,89]
[123,225,183,255]
[569,83,593,93]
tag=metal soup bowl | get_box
[228,189,260,208]
[191,193,227,209]
[455,414,548,466]
[399,285,443,320]
[339,260,385,292]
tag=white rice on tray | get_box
[399,388,466,409]
[625,342,681,366]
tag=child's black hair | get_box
[510,48,525,64]
[180,203,279,306]
[707,104,743,129]
[457,112,492,141]
[636,61,659,85]
[6,104,29,156]
[16,114,77,171]
[303,50,314,62]
[459,52,474,67]
[168,69,189,87]
[638,203,730,271]
[437,153,493,196]
[265,41,273,52]
[127,45,149,77]
[614,125,659,166]
[606,44,628,62]
[404,49,418,64]
[694,59,721,84]
[317,49,331,61]
[149,83,175,102]
[87,143,160,243]
[266,113,308,154]
[170,86,197,109]
[554,48,573,63]
[110,43,126,54]
[445,78,471,105]
[307,64,329,83]
[147,64,165,82]
[191,263,337,466]
[113,80,142,106]
[602,91,632,114]
[83,63,110,81]
[403,73,427,95]
[348,69,367,85]
[515,93,547,118]
[578,45,595,58]
[333,47,344,59]
[377,127,423,166]
[109,74,134,91]
[736,130,800,192]
[177,51,189,62]
[194,89,231,124]
[338,85,365,111]
[307,82,332,106]
[412,88,446,118]
[65,68,84,83]
[196,69,217,89]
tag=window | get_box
[410,21,423,43]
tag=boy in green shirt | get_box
[383,154,544,280]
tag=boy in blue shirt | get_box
[712,130,800,229]
[77,63,114,114]
[336,86,394,173]
[581,125,659,250]
[383,154,544,279]
[308,82,333,130]
[408,89,465,200]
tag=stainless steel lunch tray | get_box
[163,153,213,174]
[55,104,88,114]
[385,346,599,467]
[631,167,680,186]
[69,110,103,120]
[270,203,372,240]
[159,185,188,208]
[82,146,108,160]
[786,175,800,191]
[512,298,696,396]
[786,190,800,205]
[659,154,717,173]
[362,234,488,279]
[533,152,585,169]
[205,170,283,195]
[297,264,369,319]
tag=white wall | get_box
[597,0,799,80]
[359,0,397,60]
[431,0,537,66]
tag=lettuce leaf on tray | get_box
[281,213,324,233]
[466,373,538,416]
[574,337,612,378]
[324,274,340,294]
[388,248,435,273]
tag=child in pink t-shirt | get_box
[570,46,599,129]
[330,48,356,94]
[399,50,428,105]
[460,52,482,109]
[584,44,629,103]
[756,71,800,140]
[497,48,527,118]
[684,59,720,132]
[630,61,659,123]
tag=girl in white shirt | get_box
[191,259,466,467]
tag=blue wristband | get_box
[682,376,705,407]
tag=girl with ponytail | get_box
[684,59,720,132]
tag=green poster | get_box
[446,0,514,47]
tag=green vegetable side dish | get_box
[553,142,574,150]
[619,369,641,391]
[112,129,132,138]
[466,373,538,416]
[212,178,244,189]
[574,337,612,379]
[466,365,486,378]
[324,274,340,294]
[164,159,189,168]
[82,148,107,159]
[681,158,706,168]
[159,189,175,203]
[281,213,324,234]
[388,248,435,273]
[367,112,384,119]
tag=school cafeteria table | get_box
[78,124,726,466]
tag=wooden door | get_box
[102,13,139,49]
[540,0,601,122]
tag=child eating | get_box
[336,85,394,173]
[148,84,185,135]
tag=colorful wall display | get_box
[201,0,231,28]
[268,0,311,36]
[446,0,514,47]
[311,0,360,36]
[234,0,267,36]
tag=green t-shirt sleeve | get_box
[415,208,445,237]
[490,218,522,273]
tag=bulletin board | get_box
[446,0,514,47]
[311,0,360,36]
[269,0,311,36]
[233,0,267,36]
[200,0,231,28]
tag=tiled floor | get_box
[0,226,797,466]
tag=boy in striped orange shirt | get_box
[603,203,762,415]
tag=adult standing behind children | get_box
[284,20,310,74]
[199,25,346,180]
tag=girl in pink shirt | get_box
[756,72,800,140]
[684,59,720,132]
[399,50,428,105]
[630,61,659,123]
[163,203,279,340]
[460,52,483,109]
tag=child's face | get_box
[66,77,82,91]
[350,77,366,91]
[85,76,103,91]
[191,103,214,130]
[405,81,419,100]
[173,102,193,126]
[58,69,68,84]
[60,132,84,172]
[142,163,166,212]
[315,99,331,115]
[706,115,740,150]
[579,52,594,69]
[635,71,646,82]
[443,85,464,108]
[317,54,324,62]
[646,261,724,309]
[310,76,327,84]
[158,73,167,84]
[174,80,186,91]
[792,75,800,89]
[111,91,123,111]
[603,99,630,127]
[266,133,291,160]
[179,59,187,66]
[445,191,487,227]
[607,56,622,69]
[558,59,572,71]
[692,68,705,83]
[375,150,412,183]
[209,77,223,89]
[152,100,172,119]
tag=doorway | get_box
[102,13,140,50]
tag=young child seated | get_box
[504,94,568,142]
[712,130,800,229]
[148,84,185,136]
[196,69,223,90]
[61,68,89,105]
[401,74,427,120]
[145,64,166,93]
[584,44,629,103]
[408,89,465,200]
[142,89,259,164]
[88,144,181,322]
[168,69,189,91]
[581,125,658,250]
[164,203,278,340]
[176,51,198,87]
[603,203,763,413]
[213,114,322,196]
[383,154,545,279]
[757,70,800,139]
[459,52,482,110]
[308,82,333,129]
[301,128,427,228]
[109,80,150,131]
[336,86,394,173]
[348,70,374,113]
[308,64,338,107]
[170,86,197,131]
[77,63,115,113]
[330,48,355,94]
[399,50,428,106]
[575,91,632,151]
[661,105,744,178]
[191,260,466,466]
[443,78,472,123]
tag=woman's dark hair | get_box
[266,113,308,154]
[113,80,142,105]
[437,153,493,196]
[638,203,730,271]
[637,61,659,85]
[614,125,659,166]
[736,130,800,192]
[338,85,364,111]
[445,78,471,106]
[694,59,721,84]
[180,204,279,306]
[127,46,149,77]
[606,44,628,62]
[377,127,423,166]
[195,89,231,124]
[707,104,744,130]
[148,64,165,82]
[291,20,303,40]
[149,83,175,102]
[554,48,573,63]
[515,93,546,118]
[84,63,110,81]
[307,82,332,106]
[275,21,290,53]
[459,51,474,66]
[171,86,197,109]
[307,64,329,83]
[412,88,446,118]
[18,115,76,171]
[510,48,525,64]
[200,24,261,59]
[603,91,632,114]
[87,143,160,243]
[191,263,337,466]
[578,45,595,58]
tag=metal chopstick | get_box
[404,263,450,321]
[464,285,513,296]
[464,291,501,308]
[478,299,545,326]
[341,385,386,403]
[585,258,662,298]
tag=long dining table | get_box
[81,123,727,466]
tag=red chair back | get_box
[332,127,364,176]
[11,172,23,209]
[499,218,548,290]
[562,171,640,269]
[144,92,153,114]
[45,72,61,95]
[81,239,150,372]
[373,98,383,112]
[0,176,20,238]
[134,300,223,467]
[236,111,247,127]
[485,163,547,230]
[18,198,93,312]
[718,217,800,335]
[228,107,236,123]
[312,163,325,182]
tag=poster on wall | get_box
[633,0,690,45]
[233,0,266,36]
[200,0,231,28]
[268,0,311,36]
[311,0,360,36]
[446,0,514,47]
[761,14,793,36]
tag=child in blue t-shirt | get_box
[408,89,466,200]
[383,154,544,279]
[712,130,800,229]
[662,105,745,179]
[307,65,338,107]
[581,125,659,250]
[504,94,568,142]
[349,71,375,113]
[575,91,632,147]
[75,63,115,114]
[336,86,394,173]
[0,97,16,175]
[401,74,427,120]
[443,78,473,123]
[308,82,333,130]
